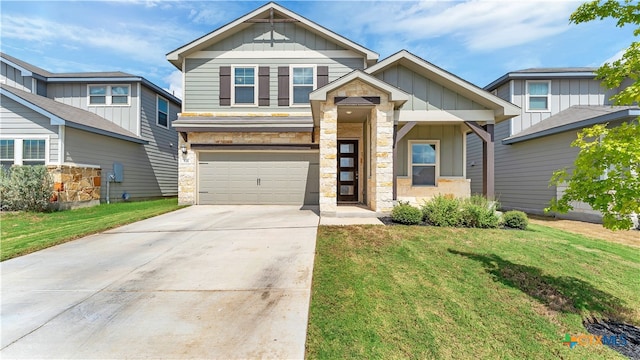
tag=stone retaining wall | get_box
[47,165,101,210]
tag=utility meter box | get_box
[112,162,124,183]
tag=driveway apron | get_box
[1,205,319,359]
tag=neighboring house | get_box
[167,2,520,216]
[467,68,638,222]
[0,53,182,208]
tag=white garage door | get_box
[198,152,319,205]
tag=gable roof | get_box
[503,105,640,144]
[0,84,147,144]
[166,2,379,69]
[366,50,520,122]
[485,67,597,91]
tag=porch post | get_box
[465,121,495,200]
[393,121,417,200]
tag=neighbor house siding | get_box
[374,65,488,111]
[396,124,465,177]
[64,127,162,201]
[47,82,140,134]
[0,95,60,164]
[139,85,179,196]
[1,62,33,93]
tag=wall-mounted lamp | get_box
[180,144,188,154]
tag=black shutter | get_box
[317,66,329,88]
[258,66,270,106]
[278,66,289,106]
[219,66,231,106]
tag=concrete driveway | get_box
[1,205,319,359]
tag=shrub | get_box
[421,195,462,227]
[502,210,529,230]
[0,165,54,212]
[460,195,500,229]
[391,201,423,225]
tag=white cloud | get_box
[164,70,183,99]
[603,48,626,65]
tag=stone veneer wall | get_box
[397,177,471,206]
[47,165,101,210]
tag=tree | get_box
[547,0,640,230]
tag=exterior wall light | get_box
[180,144,187,154]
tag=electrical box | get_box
[112,162,124,183]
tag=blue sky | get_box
[1,1,634,99]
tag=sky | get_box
[0,0,635,99]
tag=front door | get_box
[337,140,358,202]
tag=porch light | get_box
[180,144,187,154]
[345,110,353,115]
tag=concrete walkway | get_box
[1,205,319,359]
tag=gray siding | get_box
[396,124,465,177]
[47,82,140,134]
[374,65,487,111]
[139,85,179,196]
[64,127,164,200]
[0,95,60,164]
[496,82,510,102]
[1,62,33,93]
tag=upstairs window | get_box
[233,67,256,105]
[410,141,439,186]
[291,66,314,105]
[88,84,130,106]
[0,140,15,169]
[527,81,550,111]
[157,96,169,128]
[22,139,46,166]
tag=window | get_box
[527,81,550,111]
[157,96,169,127]
[0,140,14,169]
[22,140,46,165]
[291,66,314,105]
[233,67,256,105]
[410,141,438,186]
[88,84,130,105]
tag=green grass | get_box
[1,198,184,261]
[307,224,640,359]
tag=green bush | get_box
[0,165,53,212]
[460,195,500,229]
[502,210,529,230]
[421,195,462,227]
[391,201,423,225]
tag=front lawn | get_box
[307,224,640,359]
[0,198,183,261]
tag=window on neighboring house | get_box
[157,96,169,127]
[410,141,438,186]
[0,140,15,169]
[22,139,46,166]
[291,66,314,105]
[233,67,256,105]
[527,81,550,111]
[88,85,130,105]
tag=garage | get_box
[198,152,319,205]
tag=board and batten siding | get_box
[47,82,139,135]
[396,124,465,177]
[139,85,179,196]
[64,127,163,201]
[0,95,60,164]
[1,62,34,93]
[374,65,488,111]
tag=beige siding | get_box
[1,62,33,93]
[374,65,487,111]
[47,82,140,134]
[64,127,164,201]
[139,86,179,196]
[396,124,465,177]
[0,95,60,164]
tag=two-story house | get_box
[167,2,520,216]
[467,68,638,223]
[0,53,182,208]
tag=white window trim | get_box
[289,64,316,107]
[408,140,440,187]
[0,135,50,166]
[87,84,131,106]
[156,95,169,128]
[525,80,551,113]
[231,65,258,107]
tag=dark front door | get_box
[337,140,358,202]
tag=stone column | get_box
[178,139,196,205]
[319,102,338,216]
[374,104,395,213]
